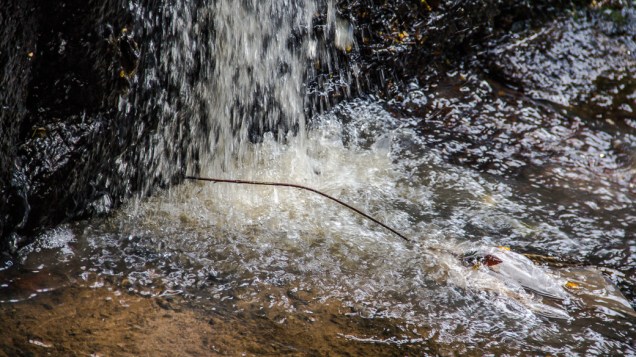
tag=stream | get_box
[1,1,635,356]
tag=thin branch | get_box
[185,176,411,243]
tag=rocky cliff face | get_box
[0,0,191,251]
[1,2,39,249]
[0,0,172,251]
[0,0,591,251]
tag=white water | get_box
[95,98,611,348]
[132,0,354,172]
[196,0,312,171]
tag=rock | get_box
[0,2,37,248]
[484,7,636,119]
[308,0,593,104]
[465,246,636,319]
[0,0,191,250]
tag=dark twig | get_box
[185,176,411,242]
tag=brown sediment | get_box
[201,287,438,356]
[3,263,632,356]
[0,285,215,356]
[6,266,631,355]
[0,282,439,356]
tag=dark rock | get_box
[0,2,38,249]
[483,7,636,117]
[0,0,138,251]
[118,33,140,76]
[377,7,635,303]
[307,0,593,107]
[0,0,194,251]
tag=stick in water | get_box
[184,176,411,242]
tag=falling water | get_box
[122,0,356,184]
[24,95,628,354]
[195,0,311,172]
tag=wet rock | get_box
[118,32,140,76]
[0,285,217,356]
[309,0,593,105]
[0,0,133,249]
[0,2,37,247]
[377,7,636,196]
[483,7,636,121]
[0,0,193,250]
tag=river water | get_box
[1,1,635,355]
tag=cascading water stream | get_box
[196,0,313,172]
[128,0,355,180]
[49,95,629,354]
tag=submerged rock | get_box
[309,0,593,104]
[484,7,636,124]
[377,4,635,305]
[465,246,636,320]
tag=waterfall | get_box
[198,0,315,173]
[122,0,356,189]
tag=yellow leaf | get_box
[565,281,580,289]
[421,0,432,11]
[483,195,496,206]
[497,246,511,251]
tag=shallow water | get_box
[2,97,635,355]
